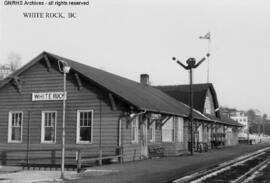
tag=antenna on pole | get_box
[199,32,211,83]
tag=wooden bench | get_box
[195,142,208,153]
[148,145,164,158]
[76,148,123,172]
[211,140,225,149]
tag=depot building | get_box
[0,52,241,166]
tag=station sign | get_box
[32,92,67,101]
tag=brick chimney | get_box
[140,74,150,85]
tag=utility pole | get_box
[262,114,267,137]
[172,55,207,155]
[199,32,211,83]
[247,120,250,144]
[58,60,71,180]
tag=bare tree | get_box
[247,109,260,134]
[246,109,256,122]
[263,114,268,121]
[262,114,268,135]
[0,52,22,80]
[6,52,22,71]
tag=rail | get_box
[232,157,270,183]
[173,146,270,183]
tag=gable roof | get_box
[204,113,242,127]
[220,114,243,127]
[0,51,208,120]
[156,83,220,117]
[155,84,243,127]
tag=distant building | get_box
[156,83,242,147]
[229,111,248,139]
[254,109,262,116]
[0,64,12,80]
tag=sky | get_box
[1,0,270,117]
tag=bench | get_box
[195,142,208,152]
[148,145,164,158]
[76,149,123,172]
[211,140,225,149]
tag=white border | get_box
[131,116,139,144]
[161,117,175,143]
[76,110,93,144]
[177,117,184,143]
[41,111,57,144]
[8,111,23,143]
[150,121,156,143]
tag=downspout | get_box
[118,109,147,146]
[26,111,31,169]
[117,109,147,161]
[117,114,126,159]
[99,98,102,157]
[135,110,147,158]
[118,118,122,146]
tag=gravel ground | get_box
[71,144,270,183]
[0,143,269,183]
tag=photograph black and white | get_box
[0,0,270,182]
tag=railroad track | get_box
[173,147,270,183]
[232,157,270,183]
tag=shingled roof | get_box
[156,83,219,115]
[156,84,242,127]
[0,51,208,120]
[203,113,242,127]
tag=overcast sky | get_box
[1,0,270,117]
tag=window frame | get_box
[177,117,184,143]
[8,111,23,143]
[149,121,156,143]
[76,110,93,144]
[131,116,139,144]
[41,111,57,144]
[162,117,175,143]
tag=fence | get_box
[0,145,123,172]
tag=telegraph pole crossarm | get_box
[172,54,208,155]
[194,57,206,68]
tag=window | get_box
[162,117,175,142]
[41,111,56,143]
[149,121,156,143]
[131,117,139,143]
[77,110,93,144]
[8,111,23,143]
[177,117,184,142]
